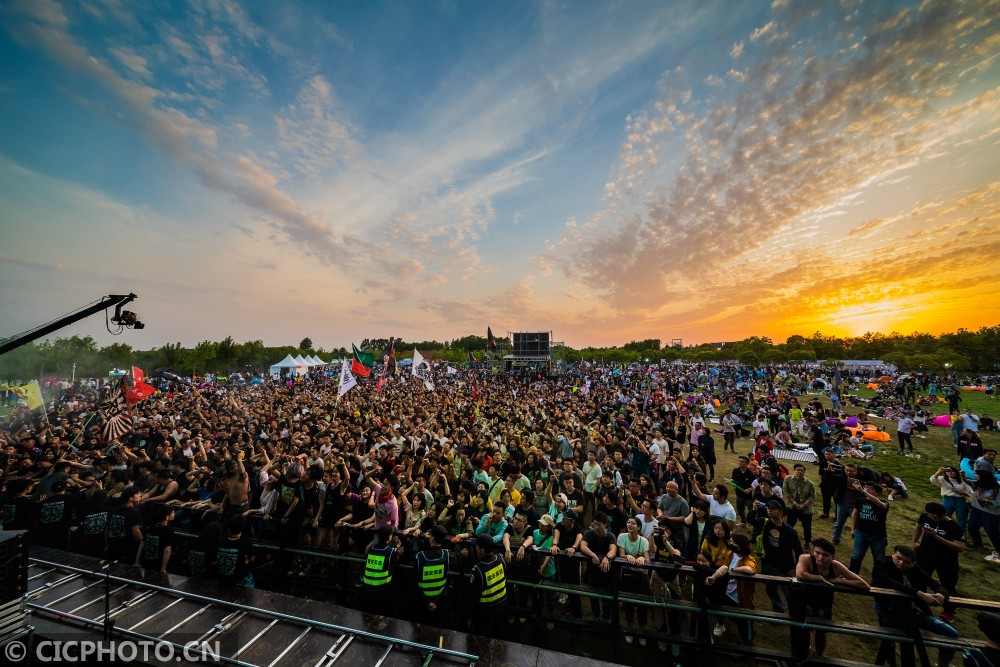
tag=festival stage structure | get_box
[503,331,555,373]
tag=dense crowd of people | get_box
[1,363,998,665]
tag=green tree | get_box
[623,339,661,353]
[299,337,313,352]
[99,343,134,370]
[187,340,218,376]
[762,349,788,364]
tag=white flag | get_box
[338,359,357,397]
[412,349,435,391]
[447,366,457,375]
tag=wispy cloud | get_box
[543,0,1000,316]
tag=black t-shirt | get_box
[555,522,583,550]
[78,506,109,539]
[761,520,802,572]
[2,496,38,530]
[915,514,962,569]
[141,524,175,569]
[320,484,349,526]
[302,483,321,521]
[603,506,628,535]
[731,467,757,500]
[564,488,585,512]
[37,494,80,535]
[276,478,305,518]
[852,496,888,537]
[107,505,143,558]
[581,528,616,558]
[215,537,254,585]
[504,524,532,550]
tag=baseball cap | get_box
[562,509,578,520]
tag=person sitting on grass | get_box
[881,472,909,501]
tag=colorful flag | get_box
[487,327,498,353]
[412,349,434,391]
[467,351,478,367]
[338,360,357,397]
[131,366,145,384]
[352,344,374,377]
[98,380,132,443]
[8,381,44,411]
[383,338,397,376]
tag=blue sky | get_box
[1,0,998,352]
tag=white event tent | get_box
[269,354,305,378]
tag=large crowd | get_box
[1,364,998,665]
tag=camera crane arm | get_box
[0,293,140,356]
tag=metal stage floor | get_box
[24,548,619,667]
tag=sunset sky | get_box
[1,0,998,351]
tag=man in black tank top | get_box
[790,538,869,661]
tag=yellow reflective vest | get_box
[472,555,506,605]
[362,544,396,588]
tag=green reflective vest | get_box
[474,557,507,605]
[416,549,449,598]
[362,544,395,588]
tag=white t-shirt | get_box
[652,438,670,463]
[616,532,650,557]
[709,498,738,523]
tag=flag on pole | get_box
[125,382,156,405]
[383,338,397,376]
[487,327,498,353]
[467,351,478,367]
[6,381,44,411]
[338,360,357,397]
[126,366,156,405]
[412,349,435,391]
[98,380,132,443]
[351,344,374,377]
[447,366,457,376]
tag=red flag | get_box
[131,366,145,384]
[351,358,372,377]
[125,382,155,405]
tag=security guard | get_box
[359,525,399,614]
[468,533,507,635]
[415,524,451,626]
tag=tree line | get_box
[0,326,997,383]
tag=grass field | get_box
[714,387,999,664]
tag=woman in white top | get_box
[929,466,974,535]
